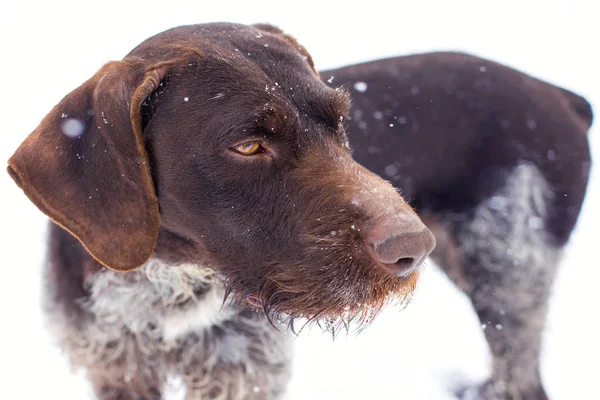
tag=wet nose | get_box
[366,212,436,278]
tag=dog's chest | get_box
[83,259,232,343]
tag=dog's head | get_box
[8,23,434,331]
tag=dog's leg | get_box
[430,164,559,400]
[51,324,167,400]
[46,319,167,399]
[84,336,166,400]
[88,365,164,400]
[173,310,292,400]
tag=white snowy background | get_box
[0,1,598,399]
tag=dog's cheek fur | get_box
[151,146,301,271]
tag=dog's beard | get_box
[224,230,419,337]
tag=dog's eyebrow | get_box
[222,88,351,145]
[327,89,352,122]
[249,101,300,137]
[304,88,352,133]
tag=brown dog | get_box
[322,53,593,399]
[8,23,593,400]
[8,23,435,399]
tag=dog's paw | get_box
[456,380,549,400]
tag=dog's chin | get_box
[233,265,420,335]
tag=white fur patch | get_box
[43,256,293,399]
[459,163,558,270]
[83,258,233,343]
[161,280,230,342]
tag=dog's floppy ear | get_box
[7,60,167,271]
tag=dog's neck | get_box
[82,257,233,343]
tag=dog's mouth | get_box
[245,294,263,309]
[231,259,419,335]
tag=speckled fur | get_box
[431,163,559,400]
[44,259,293,399]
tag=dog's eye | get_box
[231,141,263,156]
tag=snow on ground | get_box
[0,1,598,399]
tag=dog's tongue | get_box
[246,295,262,309]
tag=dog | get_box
[321,53,593,399]
[8,23,435,399]
[7,23,593,400]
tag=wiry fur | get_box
[83,260,229,343]
[44,258,292,399]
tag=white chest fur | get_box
[83,258,233,343]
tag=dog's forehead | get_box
[132,23,350,141]
[201,24,320,92]
[131,23,313,77]
[132,23,329,95]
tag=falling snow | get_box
[385,164,398,177]
[488,196,508,210]
[60,118,85,138]
[528,216,543,230]
[527,118,537,130]
[353,82,368,92]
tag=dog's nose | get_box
[366,212,436,278]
